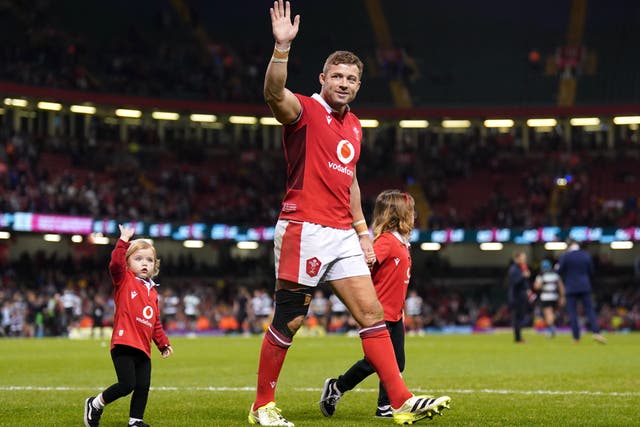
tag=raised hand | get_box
[269,0,300,47]
[118,224,135,242]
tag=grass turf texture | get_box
[0,332,638,426]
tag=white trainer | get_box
[248,402,294,427]
[392,395,451,425]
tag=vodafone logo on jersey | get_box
[136,306,154,328]
[142,305,154,320]
[336,140,355,164]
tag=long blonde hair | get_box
[125,239,161,278]
[371,190,415,242]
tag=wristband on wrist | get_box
[352,219,368,235]
[272,45,290,63]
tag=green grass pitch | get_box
[0,331,638,426]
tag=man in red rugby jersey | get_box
[248,2,451,426]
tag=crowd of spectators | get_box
[0,125,286,226]
[1,127,639,339]
[1,0,639,341]
[0,0,267,102]
[389,128,640,230]
[2,0,639,229]
[2,247,639,339]
[3,123,639,229]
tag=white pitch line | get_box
[296,387,640,397]
[431,389,640,397]
[1,386,639,397]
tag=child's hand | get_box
[161,345,174,359]
[119,224,135,242]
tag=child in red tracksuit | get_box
[320,189,451,419]
[84,224,173,427]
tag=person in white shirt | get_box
[251,288,273,333]
[404,290,424,335]
[183,290,201,331]
[309,289,330,331]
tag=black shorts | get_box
[540,300,558,309]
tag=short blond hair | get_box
[126,239,161,278]
[323,50,364,78]
[371,189,415,241]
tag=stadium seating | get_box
[1,1,639,338]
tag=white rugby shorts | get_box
[274,220,370,287]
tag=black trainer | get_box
[319,378,342,417]
[84,396,103,427]
[128,421,150,427]
[375,406,393,418]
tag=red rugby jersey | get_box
[279,93,363,229]
[109,239,170,358]
[371,232,412,322]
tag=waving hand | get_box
[270,0,300,48]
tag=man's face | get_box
[319,63,361,109]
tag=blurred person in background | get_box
[61,287,82,336]
[233,286,251,335]
[183,288,201,332]
[25,291,46,338]
[90,294,106,339]
[9,295,25,337]
[45,292,65,337]
[557,239,607,344]
[1,299,12,336]
[160,289,179,330]
[328,292,349,332]
[250,287,273,334]
[309,289,330,332]
[507,251,531,343]
[404,289,424,335]
[533,259,565,338]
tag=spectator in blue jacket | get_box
[557,239,607,344]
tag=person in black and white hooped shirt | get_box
[533,259,565,338]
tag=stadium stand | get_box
[1,0,639,338]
